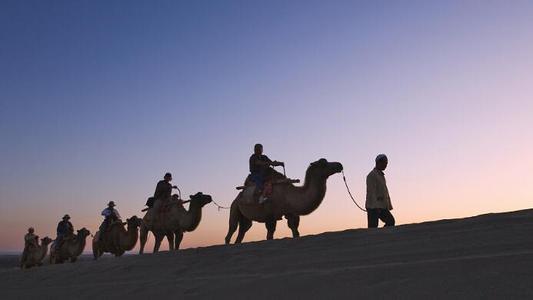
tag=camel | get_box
[20,237,53,269]
[92,216,142,259]
[225,158,343,244]
[139,192,212,254]
[49,228,90,264]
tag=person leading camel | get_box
[20,227,38,266]
[249,143,284,203]
[99,201,121,243]
[366,154,395,228]
[55,214,74,251]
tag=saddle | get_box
[236,176,300,190]
[142,196,180,212]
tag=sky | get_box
[1,0,532,253]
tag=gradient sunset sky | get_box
[1,1,532,253]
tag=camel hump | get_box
[109,221,125,231]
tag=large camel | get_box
[49,228,90,264]
[139,192,213,254]
[225,158,343,244]
[92,216,142,259]
[20,237,52,269]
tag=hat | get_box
[164,172,172,178]
[63,214,70,220]
[108,201,116,207]
[28,227,35,232]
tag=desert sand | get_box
[1,209,532,299]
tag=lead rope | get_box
[211,163,286,212]
[180,198,229,211]
[211,200,230,211]
[341,170,367,212]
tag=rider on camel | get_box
[249,143,284,203]
[20,227,38,266]
[99,201,121,242]
[55,214,74,251]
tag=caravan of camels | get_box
[20,144,350,269]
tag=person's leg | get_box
[251,174,264,191]
[152,199,162,223]
[367,209,379,228]
[263,180,273,197]
[379,209,395,227]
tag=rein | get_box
[178,198,230,210]
[341,170,367,212]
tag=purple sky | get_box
[1,1,532,252]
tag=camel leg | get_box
[286,214,300,238]
[225,201,241,244]
[167,233,175,251]
[139,224,148,255]
[174,230,184,250]
[235,217,252,244]
[153,234,164,253]
[265,219,277,240]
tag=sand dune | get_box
[2,209,533,299]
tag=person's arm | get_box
[24,234,31,245]
[252,156,270,167]
[114,209,121,220]
[366,173,378,204]
[264,155,284,167]
[56,223,63,235]
[154,182,161,197]
[257,155,282,167]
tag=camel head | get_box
[41,237,53,245]
[77,228,91,239]
[126,216,142,229]
[189,192,213,207]
[306,158,343,181]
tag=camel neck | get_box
[124,226,139,250]
[288,175,327,215]
[39,244,50,260]
[183,202,203,231]
[72,236,86,257]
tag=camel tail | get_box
[224,196,241,245]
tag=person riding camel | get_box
[151,172,179,218]
[98,201,121,243]
[55,214,74,251]
[249,143,284,203]
[21,227,38,266]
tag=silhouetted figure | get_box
[55,214,74,250]
[249,143,284,203]
[20,227,38,266]
[98,201,121,242]
[149,172,178,217]
[366,154,395,228]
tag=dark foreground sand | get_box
[2,209,532,299]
